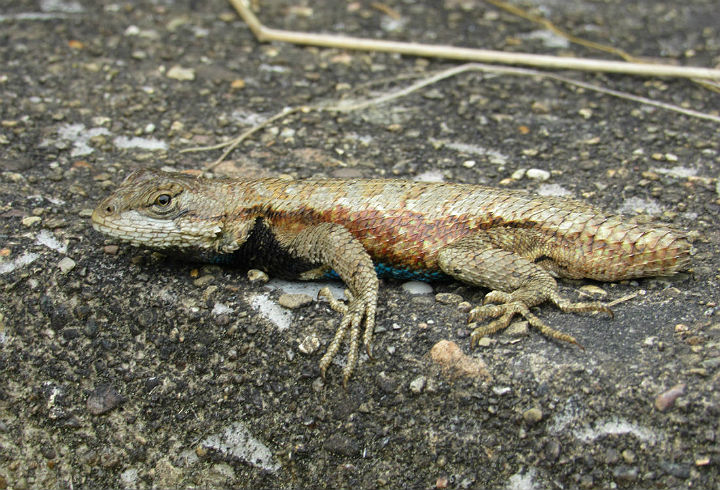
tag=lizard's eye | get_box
[155,194,172,206]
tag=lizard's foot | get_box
[317,287,376,387]
[468,289,613,347]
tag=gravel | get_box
[1,0,719,488]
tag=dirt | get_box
[1,0,719,488]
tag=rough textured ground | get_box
[1,0,719,488]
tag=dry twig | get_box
[184,62,719,168]
[227,0,720,80]
[189,1,720,166]
[482,0,720,91]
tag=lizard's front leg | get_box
[437,231,612,346]
[279,222,378,385]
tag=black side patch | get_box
[229,218,319,279]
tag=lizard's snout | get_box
[91,197,117,225]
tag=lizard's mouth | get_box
[90,208,105,229]
[90,207,224,250]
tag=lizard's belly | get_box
[323,263,449,282]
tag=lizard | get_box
[92,168,692,385]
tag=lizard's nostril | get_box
[105,205,114,214]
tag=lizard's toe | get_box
[482,290,513,305]
[469,299,581,347]
[468,303,506,323]
[319,291,376,386]
[318,287,349,314]
[549,290,613,318]
[469,301,528,344]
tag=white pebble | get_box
[298,335,320,355]
[166,65,195,81]
[58,257,76,274]
[526,168,550,181]
[401,281,433,295]
[511,168,527,180]
[409,376,426,394]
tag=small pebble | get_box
[298,335,320,355]
[57,257,76,273]
[278,293,313,309]
[695,456,711,466]
[522,407,543,424]
[193,275,214,287]
[474,337,494,347]
[435,292,463,305]
[526,168,550,181]
[87,384,125,415]
[430,340,489,379]
[409,376,426,394]
[604,448,619,464]
[612,466,638,483]
[22,216,42,227]
[655,383,686,411]
[247,269,269,283]
[166,65,195,81]
[492,386,511,396]
[402,281,433,295]
[504,321,529,338]
[622,449,636,464]
[701,357,720,369]
[323,434,360,457]
[120,469,139,488]
[544,439,560,461]
[531,101,550,114]
[376,371,399,394]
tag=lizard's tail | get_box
[582,219,692,281]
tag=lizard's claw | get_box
[482,290,513,305]
[318,286,349,314]
[469,301,580,347]
[468,288,602,347]
[317,287,376,386]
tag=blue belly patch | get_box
[324,263,448,283]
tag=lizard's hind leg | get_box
[437,232,611,347]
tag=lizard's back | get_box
[236,178,691,281]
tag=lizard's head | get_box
[92,168,225,251]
